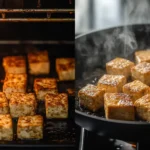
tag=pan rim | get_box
[75,23,150,39]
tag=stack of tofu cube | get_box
[0,50,75,141]
[78,50,150,122]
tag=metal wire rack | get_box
[0,8,74,22]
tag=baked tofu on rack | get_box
[78,84,105,112]
[104,93,135,121]
[135,50,150,64]
[34,78,58,101]
[3,73,27,99]
[123,80,149,102]
[56,58,75,81]
[106,57,134,78]
[0,114,13,141]
[0,92,9,114]
[17,115,43,140]
[9,93,37,118]
[97,74,126,93]
[28,50,50,75]
[3,56,26,74]
[45,93,68,118]
[131,62,150,85]
[135,94,150,121]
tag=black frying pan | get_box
[75,24,150,142]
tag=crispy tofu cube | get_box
[45,93,68,118]
[56,58,75,81]
[0,92,9,114]
[78,84,105,112]
[34,78,58,101]
[3,73,27,99]
[106,57,134,78]
[131,62,150,85]
[134,94,150,121]
[123,80,149,102]
[135,50,150,64]
[104,93,135,120]
[3,56,26,74]
[0,114,13,141]
[97,74,126,93]
[28,50,50,75]
[9,93,37,118]
[17,115,43,139]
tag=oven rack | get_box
[0,9,74,22]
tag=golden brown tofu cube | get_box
[0,114,13,141]
[9,93,37,118]
[78,84,105,112]
[123,80,149,102]
[104,93,135,121]
[131,62,150,85]
[135,50,150,64]
[3,73,27,99]
[56,58,75,81]
[17,115,43,140]
[34,78,58,101]
[28,50,50,75]
[134,94,150,121]
[97,74,126,93]
[45,93,68,119]
[3,56,26,74]
[0,92,9,114]
[106,57,134,78]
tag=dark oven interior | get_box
[0,0,76,149]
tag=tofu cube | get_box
[3,56,26,74]
[3,73,27,99]
[97,74,126,93]
[106,57,134,78]
[78,84,105,112]
[17,115,43,139]
[104,93,135,120]
[45,93,68,118]
[0,92,9,114]
[131,62,150,85]
[0,114,13,141]
[135,50,150,64]
[34,78,58,101]
[123,80,149,102]
[134,94,150,121]
[56,58,75,81]
[28,50,50,75]
[9,93,37,118]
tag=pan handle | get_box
[79,128,85,150]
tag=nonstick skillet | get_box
[75,24,150,143]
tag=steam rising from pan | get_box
[76,0,150,87]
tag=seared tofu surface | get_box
[0,92,9,114]
[3,56,26,74]
[123,80,149,102]
[106,57,134,78]
[78,84,105,112]
[9,93,37,118]
[45,93,68,118]
[104,93,135,121]
[0,114,13,141]
[135,94,150,121]
[3,73,27,99]
[17,115,43,139]
[56,58,75,81]
[135,50,150,64]
[28,50,50,75]
[34,78,58,101]
[131,62,150,85]
[97,74,126,93]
